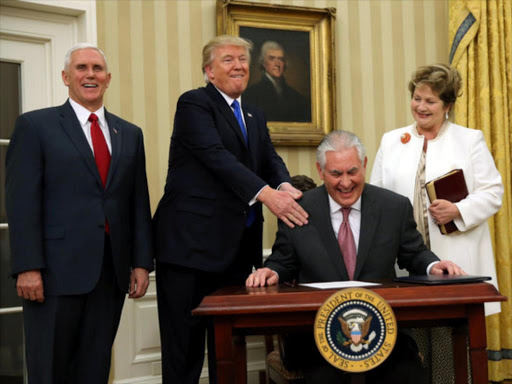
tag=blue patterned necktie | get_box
[231,99,248,143]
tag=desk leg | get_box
[467,305,488,384]
[234,335,247,383]
[214,318,247,384]
[453,326,468,384]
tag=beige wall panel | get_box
[337,0,352,133]
[189,1,205,87]
[128,0,145,127]
[413,0,427,67]
[358,1,377,157]
[368,0,385,157]
[117,1,133,121]
[164,1,180,192]
[402,0,417,92]
[201,1,217,43]
[97,0,449,249]
[99,0,120,114]
[142,0,161,209]
[390,0,408,135]
[153,0,171,191]
[347,0,363,141]
[423,1,438,64]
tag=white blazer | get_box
[370,122,504,316]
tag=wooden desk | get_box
[193,281,506,384]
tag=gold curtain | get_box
[449,0,512,381]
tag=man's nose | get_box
[233,58,243,68]
[338,176,351,188]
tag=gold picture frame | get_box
[217,0,336,146]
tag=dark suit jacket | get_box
[265,184,439,282]
[244,75,311,122]
[6,100,154,295]
[153,83,291,272]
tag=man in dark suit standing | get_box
[153,35,308,384]
[246,130,464,383]
[5,43,153,384]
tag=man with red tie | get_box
[5,43,153,384]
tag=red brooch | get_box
[400,133,411,144]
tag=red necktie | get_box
[339,207,356,280]
[89,113,111,187]
[89,113,111,233]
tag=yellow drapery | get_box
[449,0,512,381]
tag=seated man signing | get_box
[246,130,464,384]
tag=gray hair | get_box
[202,35,253,83]
[64,43,108,72]
[258,40,285,67]
[316,131,366,170]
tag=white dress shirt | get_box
[327,193,436,274]
[327,195,361,252]
[69,98,112,154]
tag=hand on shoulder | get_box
[257,186,308,228]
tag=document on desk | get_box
[299,281,381,289]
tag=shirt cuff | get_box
[426,261,439,275]
[249,185,268,206]
[249,181,290,206]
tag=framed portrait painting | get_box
[216,0,336,146]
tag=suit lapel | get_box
[354,185,379,279]
[59,101,103,188]
[242,106,255,144]
[206,83,248,147]
[104,109,122,189]
[243,107,257,167]
[315,186,350,280]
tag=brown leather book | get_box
[426,169,469,235]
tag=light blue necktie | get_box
[231,99,248,143]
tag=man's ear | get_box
[205,65,214,81]
[105,72,111,88]
[316,162,324,180]
[62,70,69,87]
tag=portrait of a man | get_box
[241,28,312,123]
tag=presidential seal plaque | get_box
[314,288,397,373]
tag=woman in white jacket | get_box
[371,64,503,315]
[370,63,503,382]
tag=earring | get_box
[445,112,449,120]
